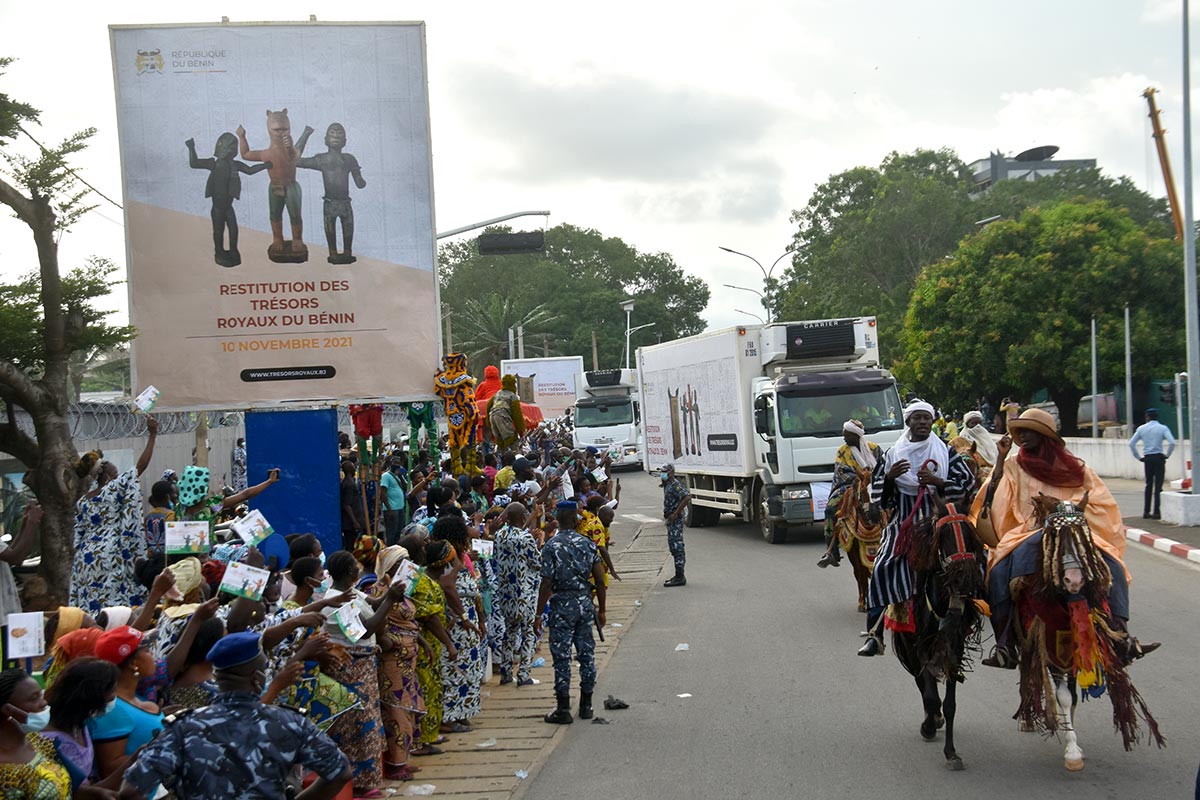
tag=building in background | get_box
[968,145,1097,193]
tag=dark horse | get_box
[890,497,987,770]
[1011,495,1165,771]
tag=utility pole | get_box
[445,314,453,354]
[1183,0,1200,494]
[507,327,516,360]
[517,325,525,359]
[543,333,550,357]
[1125,304,1133,434]
[1091,317,1098,438]
[591,330,599,370]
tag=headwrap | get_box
[841,419,877,470]
[201,560,227,587]
[427,541,455,569]
[492,494,512,507]
[1017,437,1087,489]
[375,545,410,581]
[960,413,999,466]
[161,469,178,483]
[177,465,211,508]
[354,535,382,566]
[902,400,936,424]
[167,557,204,601]
[53,607,85,645]
[100,606,132,631]
[44,628,104,688]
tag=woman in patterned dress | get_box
[432,516,485,732]
[370,545,432,781]
[400,530,457,757]
[70,419,159,614]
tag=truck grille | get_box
[785,320,855,360]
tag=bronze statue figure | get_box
[236,109,314,263]
[298,123,367,264]
[185,133,271,268]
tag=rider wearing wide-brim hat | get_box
[971,407,1159,667]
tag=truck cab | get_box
[749,319,903,541]
[572,369,643,468]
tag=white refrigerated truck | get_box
[572,369,643,468]
[636,316,904,543]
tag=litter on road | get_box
[515,770,529,780]
[677,693,693,698]
[604,695,630,710]
[405,786,436,797]
[476,738,497,748]
[675,643,689,651]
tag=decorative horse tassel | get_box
[1068,598,1104,695]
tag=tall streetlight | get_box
[1182,0,1200,496]
[620,299,655,370]
[724,283,765,302]
[734,308,765,324]
[718,246,795,323]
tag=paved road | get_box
[525,471,1200,799]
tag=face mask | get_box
[661,474,670,484]
[20,709,50,733]
[318,551,327,567]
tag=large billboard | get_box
[110,22,438,410]
[500,356,584,417]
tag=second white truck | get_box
[637,317,904,542]
[572,368,643,468]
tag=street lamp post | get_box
[718,246,794,323]
[734,308,765,324]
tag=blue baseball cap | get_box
[556,500,578,511]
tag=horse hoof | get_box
[935,713,945,730]
[920,724,937,741]
[1064,758,1084,772]
[945,756,965,771]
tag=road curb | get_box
[1126,526,1200,565]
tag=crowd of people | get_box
[819,400,1160,668]
[0,412,628,799]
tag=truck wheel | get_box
[683,502,706,528]
[757,494,788,544]
[702,506,722,527]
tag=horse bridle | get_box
[934,507,976,567]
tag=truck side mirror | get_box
[753,396,768,434]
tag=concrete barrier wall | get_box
[1064,436,1189,481]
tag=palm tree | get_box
[454,295,560,373]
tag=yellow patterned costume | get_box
[434,352,481,476]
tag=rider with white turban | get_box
[818,420,882,568]
[960,410,999,467]
[857,400,977,657]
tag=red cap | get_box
[94,625,145,665]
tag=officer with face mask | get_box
[660,465,691,587]
[119,631,351,800]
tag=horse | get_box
[831,469,883,612]
[888,497,987,770]
[1010,494,1165,771]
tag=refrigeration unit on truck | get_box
[572,369,643,468]
[636,317,904,543]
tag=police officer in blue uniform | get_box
[119,631,351,800]
[661,464,691,587]
[535,500,607,724]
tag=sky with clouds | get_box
[0,1,1194,333]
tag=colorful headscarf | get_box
[44,628,105,687]
[53,607,85,645]
[353,535,382,566]
[177,465,211,508]
[375,545,410,581]
[167,557,204,601]
[99,606,132,631]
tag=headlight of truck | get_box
[782,487,811,501]
[624,447,638,456]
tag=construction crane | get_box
[1143,87,1185,240]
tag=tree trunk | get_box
[22,410,79,606]
[1050,387,1085,438]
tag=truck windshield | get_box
[775,385,902,438]
[575,401,634,427]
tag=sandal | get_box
[411,745,443,757]
[440,722,472,733]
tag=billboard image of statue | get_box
[110,22,438,410]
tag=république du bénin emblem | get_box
[136,49,164,75]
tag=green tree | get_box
[976,166,1173,238]
[896,200,1183,434]
[0,257,135,400]
[440,223,709,374]
[454,295,560,372]
[0,59,136,603]
[776,148,976,361]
